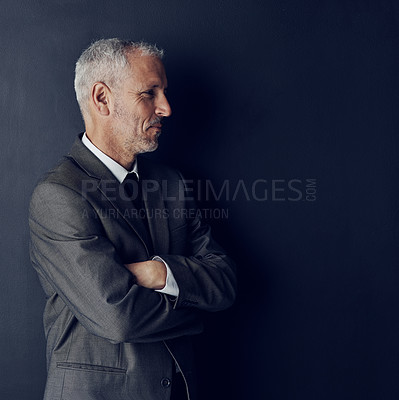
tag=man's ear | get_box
[91,82,111,116]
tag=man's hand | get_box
[124,260,167,290]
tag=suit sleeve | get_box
[159,173,237,312]
[29,181,202,344]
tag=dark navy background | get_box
[1,1,399,399]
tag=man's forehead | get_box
[125,54,167,87]
[127,54,164,74]
[126,56,167,90]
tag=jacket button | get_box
[161,377,171,388]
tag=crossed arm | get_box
[29,181,236,343]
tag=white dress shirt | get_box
[82,133,179,297]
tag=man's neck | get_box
[85,131,136,170]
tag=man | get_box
[29,38,236,400]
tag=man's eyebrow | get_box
[146,84,168,89]
[135,84,168,92]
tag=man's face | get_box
[110,53,171,157]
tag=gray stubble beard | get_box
[113,102,159,156]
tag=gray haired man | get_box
[29,38,236,400]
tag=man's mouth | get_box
[146,117,163,131]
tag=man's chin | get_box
[136,141,158,154]
[147,143,158,153]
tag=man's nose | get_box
[155,94,172,117]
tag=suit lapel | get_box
[68,134,155,256]
[97,178,153,255]
[139,159,170,255]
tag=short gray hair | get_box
[74,38,164,119]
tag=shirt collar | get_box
[82,132,139,183]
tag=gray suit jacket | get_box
[29,135,236,400]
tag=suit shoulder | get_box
[30,156,90,210]
[34,156,90,191]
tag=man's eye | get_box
[143,90,155,97]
